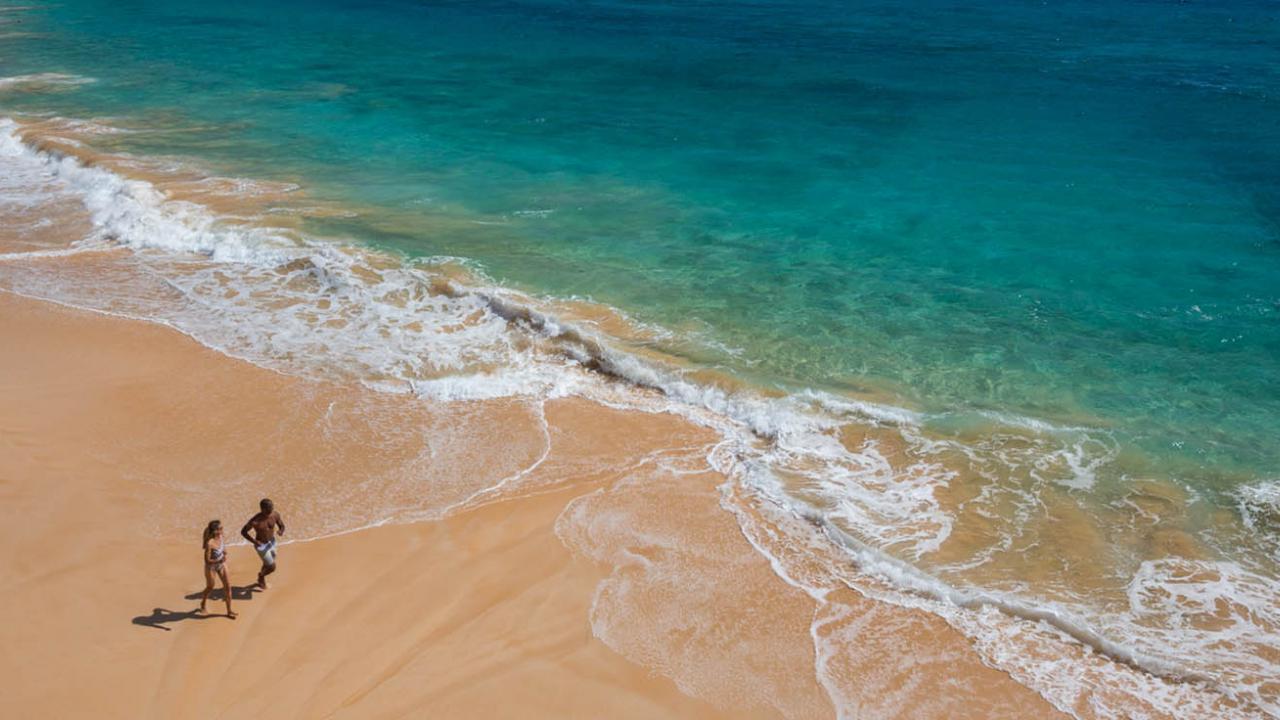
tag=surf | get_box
[0,113,1276,719]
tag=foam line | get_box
[1,113,1271,717]
[0,244,118,262]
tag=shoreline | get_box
[0,289,1070,718]
[0,112,1272,717]
[0,290,731,718]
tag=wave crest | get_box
[1,114,1275,719]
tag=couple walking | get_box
[199,498,286,618]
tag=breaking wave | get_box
[1,114,1276,719]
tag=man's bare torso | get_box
[246,511,281,545]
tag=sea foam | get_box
[0,115,1275,719]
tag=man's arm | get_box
[275,513,285,537]
[241,517,257,545]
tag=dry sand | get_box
[0,290,1066,719]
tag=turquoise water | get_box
[3,0,1278,487]
[4,1,1280,712]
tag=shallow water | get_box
[4,0,1278,475]
[2,0,1279,717]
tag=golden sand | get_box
[0,290,1080,718]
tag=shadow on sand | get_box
[131,586,258,631]
[183,585,258,602]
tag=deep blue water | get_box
[3,0,1279,485]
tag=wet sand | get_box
[0,289,1067,719]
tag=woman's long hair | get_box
[203,520,222,550]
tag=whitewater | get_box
[2,113,1278,718]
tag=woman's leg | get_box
[201,565,214,613]
[218,565,236,618]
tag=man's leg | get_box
[257,544,277,588]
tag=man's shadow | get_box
[131,586,258,631]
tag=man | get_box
[241,498,285,589]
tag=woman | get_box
[200,520,236,618]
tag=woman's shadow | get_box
[131,586,257,631]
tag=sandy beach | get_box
[0,289,726,719]
[0,289,1073,719]
[0,113,1250,717]
[3,0,1279,715]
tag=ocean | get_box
[2,0,1278,716]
